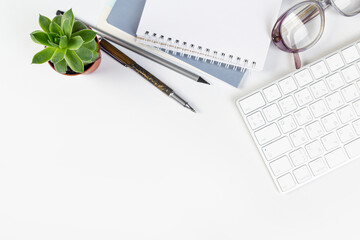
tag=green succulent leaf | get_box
[47,40,59,48]
[59,35,68,49]
[32,47,56,64]
[51,48,67,63]
[68,36,84,50]
[52,15,62,26]
[65,50,84,73]
[63,19,73,38]
[48,33,57,43]
[82,39,96,51]
[72,21,88,33]
[54,59,67,73]
[72,29,97,43]
[84,51,99,65]
[49,21,63,35]
[39,14,51,33]
[75,46,93,61]
[61,9,74,28]
[30,30,52,47]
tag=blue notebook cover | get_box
[106,0,246,87]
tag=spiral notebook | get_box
[136,0,282,71]
[105,0,247,87]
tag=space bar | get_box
[344,138,360,158]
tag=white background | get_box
[0,0,360,239]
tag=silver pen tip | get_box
[185,104,196,113]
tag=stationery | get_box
[136,0,283,71]
[99,38,196,112]
[104,0,247,87]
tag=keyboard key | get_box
[325,148,348,168]
[341,84,360,102]
[293,165,312,183]
[262,104,281,122]
[311,61,329,79]
[353,119,360,135]
[306,121,325,139]
[290,148,308,166]
[279,76,297,94]
[326,53,344,71]
[310,100,328,118]
[247,111,266,130]
[326,73,344,91]
[295,69,313,87]
[321,132,340,151]
[337,105,356,124]
[353,99,360,116]
[290,129,308,147]
[326,92,344,110]
[309,158,328,176]
[321,113,340,131]
[239,92,266,114]
[342,64,360,83]
[310,80,328,98]
[270,156,292,176]
[279,96,297,114]
[263,84,282,102]
[294,107,312,126]
[305,140,324,159]
[294,88,313,106]
[344,138,360,158]
[337,125,356,143]
[255,123,281,145]
[342,45,360,63]
[277,173,296,192]
[278,115,297,133]
[263,137,292,161]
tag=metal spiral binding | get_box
[137,31,257,71]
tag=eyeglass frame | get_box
[271,0,360,69]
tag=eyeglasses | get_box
[272,0,360,69]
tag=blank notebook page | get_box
[136,0,282,71]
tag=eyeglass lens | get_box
[280,3,323,50]
[332,0,360,16]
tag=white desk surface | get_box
[1,0,360,239]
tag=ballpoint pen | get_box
[56,10,210,85]
[99,37,196,112]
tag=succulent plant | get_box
[30,9,99,74]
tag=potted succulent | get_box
[30,9,101,75]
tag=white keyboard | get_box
[237,39,360,193]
